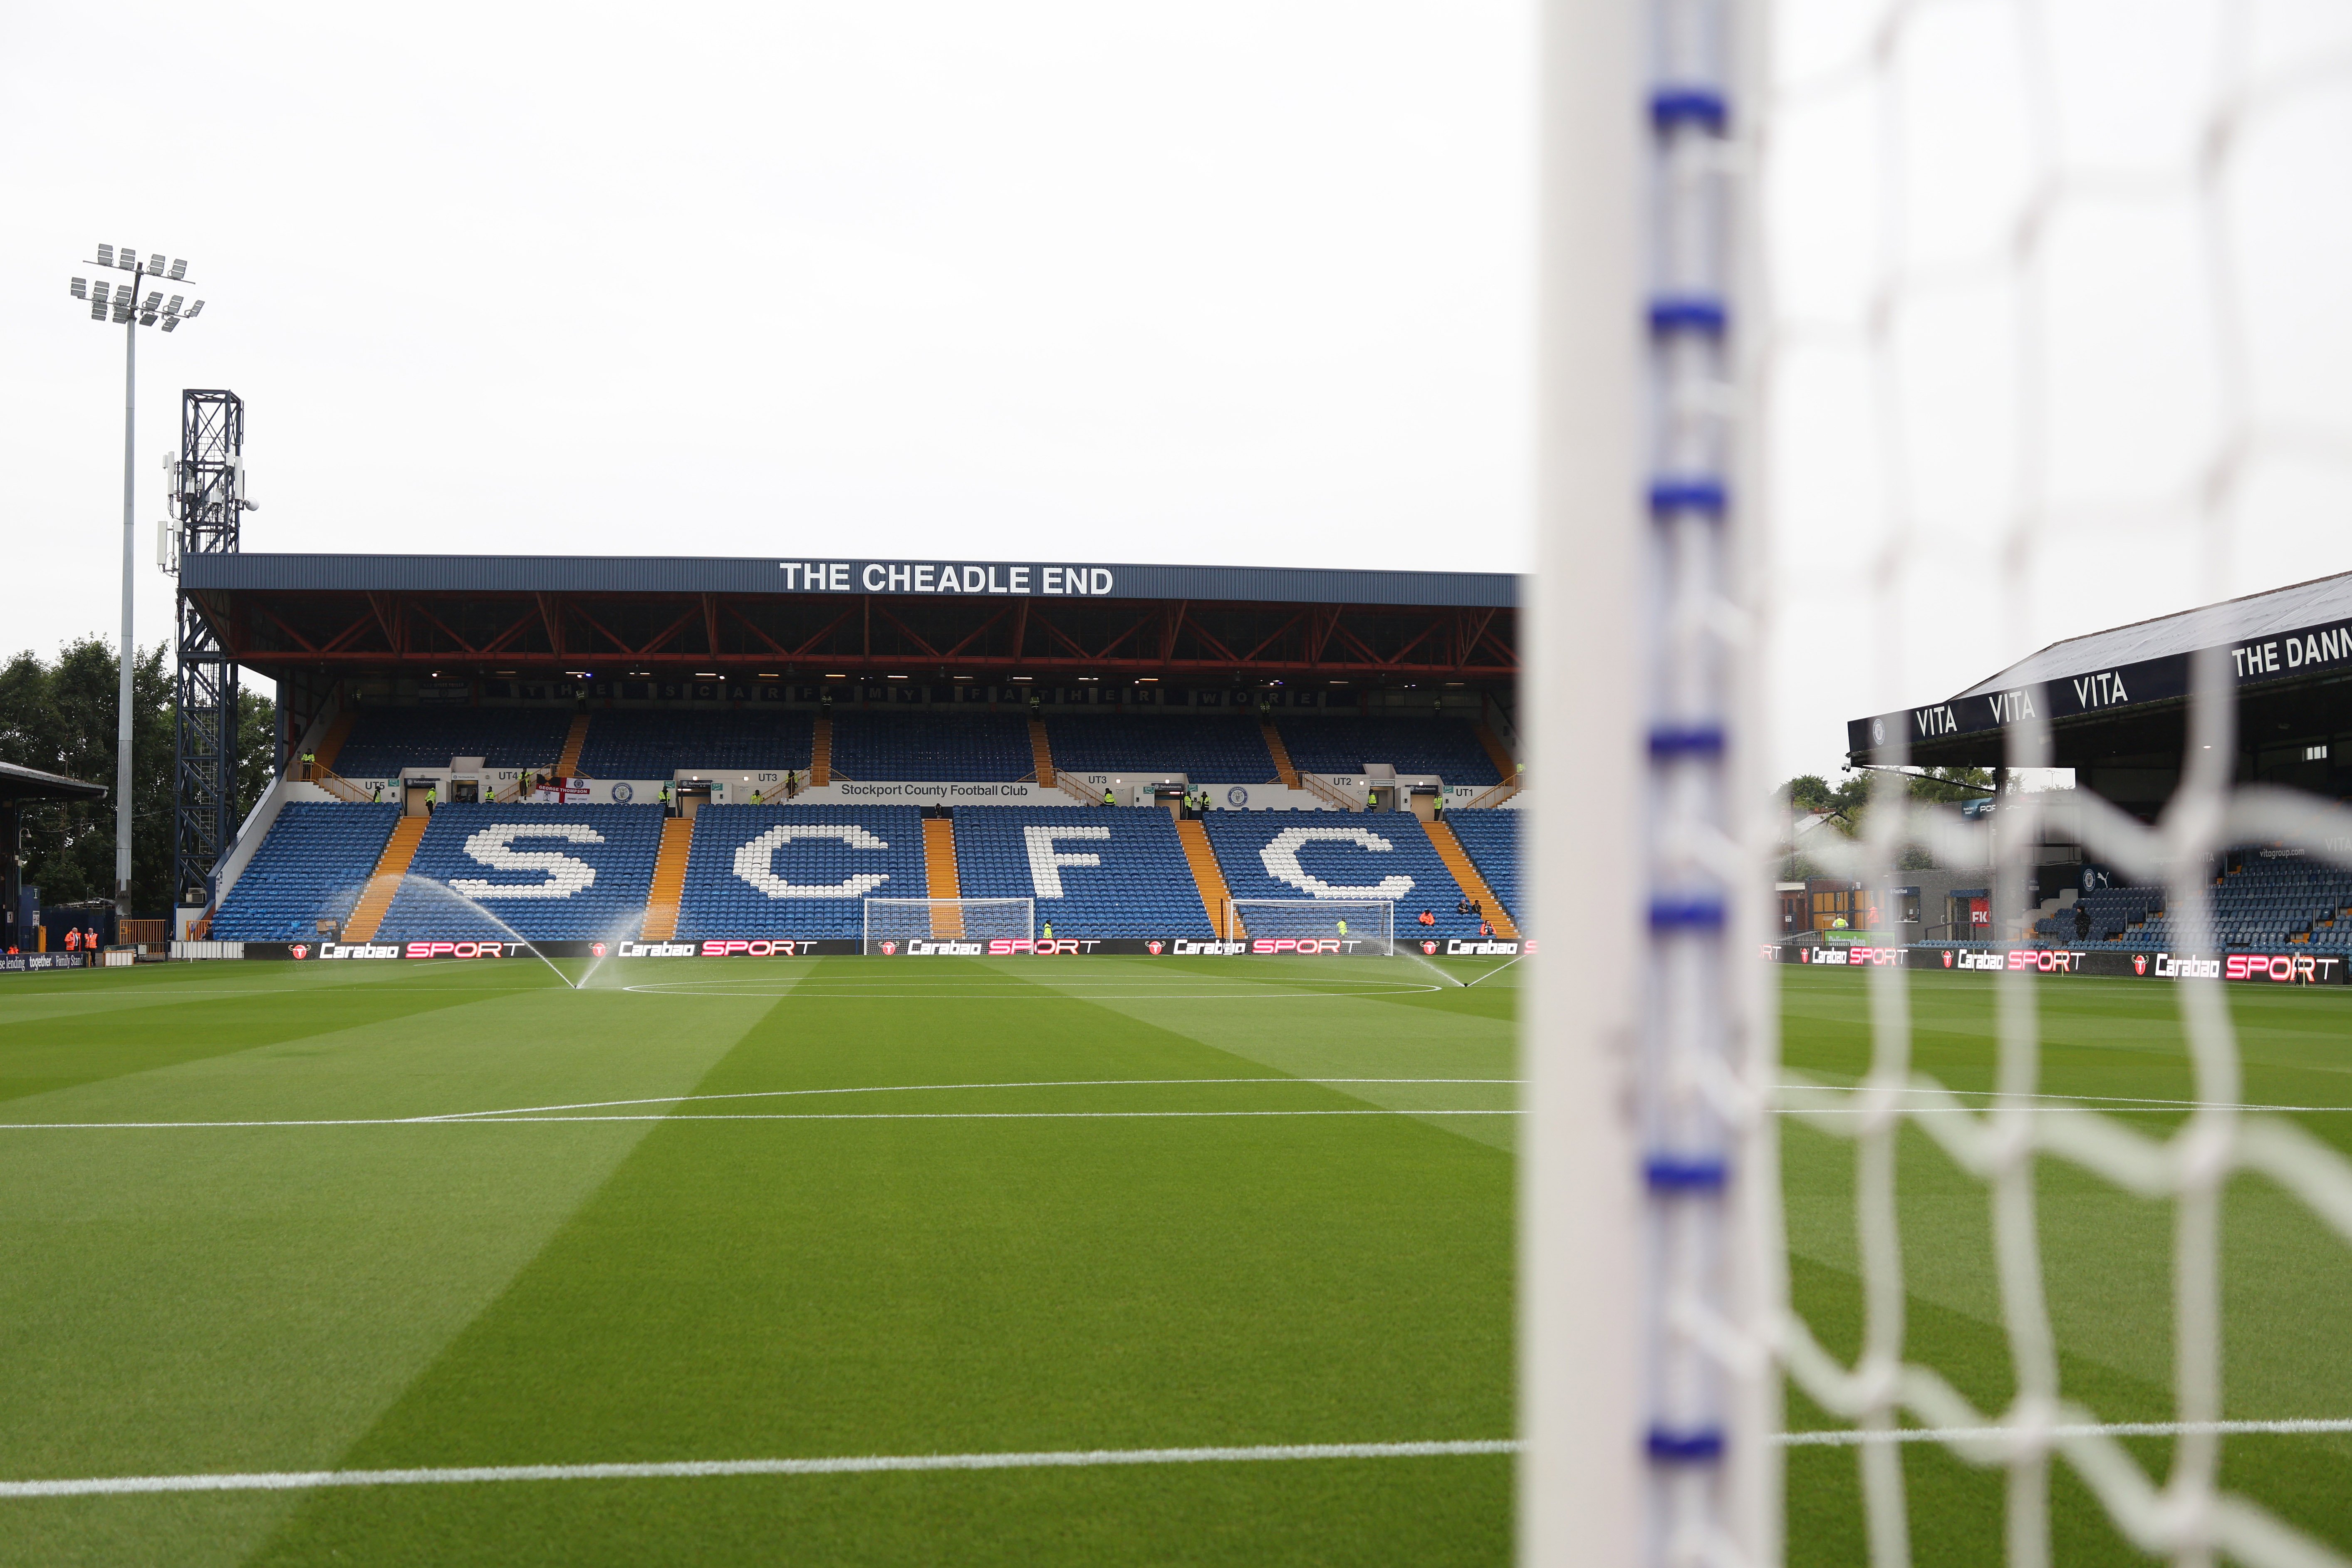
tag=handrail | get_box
[1299,773,1360,811]
[1464,772,1523,810]
[1055,772,1099,806]
[300,764,377,805]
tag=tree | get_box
[0,638,274,917]
[1777,766,1994,876]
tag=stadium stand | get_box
[1421,818,1515,940]
[2028,859,2352,953]
[1274,717,1504,786]
[673,804,927,940]
[370,804,666,941]
[1202,811,1493,938]
[210,802,401,940]
[1442,809,1522,927]
[573,709,815,779]
[331,707,575,776]
[952,806,1213,937]
[827,712,1032,781]
[1044,716,1278,781]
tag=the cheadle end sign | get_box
[778,561,1115,597]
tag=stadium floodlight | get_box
[66,241,209,925]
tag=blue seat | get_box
[1202,811,1485,937]
[575,710,813,779]
[828,712,1031,781]
[210,802,401,941]
[372,804,665,942]
[1275,717,1505,786]
[674,805,927,940]
[1045,716,1276,781]
[332,707,572,776]
[1444,809,1522,925]
[952,806,1212,937]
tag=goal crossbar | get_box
[860,896,1033,953]
[1220,898,1395,953]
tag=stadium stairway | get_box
[1424,819,1518,937]
[812,712,833,784]
[557,712,591,776]
[640,815,696,941]
[923,816,965,935]
[1175,817,1237,935]
[343,815,429,941]
[314,711,357,773]
[1029,717,1055,784]
[1261,719,1302,789]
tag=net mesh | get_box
[1222,899,1395,951]
[1735,1,2352,1564]
[860,897,1032,951]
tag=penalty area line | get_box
[0,1439,1517,1499]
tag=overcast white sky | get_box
[3,1,2346,784]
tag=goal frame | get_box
[859,896,1034,954]
[1219,897,1396,954]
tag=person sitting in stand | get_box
[1479,918,1492,938]
[1418,909,1437,927]
[1456,896,1472,916]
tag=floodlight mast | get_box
[69,245,205,927]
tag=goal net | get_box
[859,896,1032,953]
[1222,898,1394,953]
[1530,1,2352,1565]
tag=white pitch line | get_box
[0,1439,1516,1499]
[424,1077,1523,1121]
[1778,1418,2352,1447]
[0,1109,1520,1130]
[12,1419,2348,1499]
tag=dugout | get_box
[0,760,109,953]
[1849,569,2352,825]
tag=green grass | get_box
[0,956,1514,1566]
[1779,968,2352,1563]
[4,957,2350,1562]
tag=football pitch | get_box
[0,958,2348,1564]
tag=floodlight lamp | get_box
[161,317,179,332]
[89,302,106,321]
[141,313,158,326]
[164,295,183,315]
[147,253,164,273]
[184,300,203,319]
[168,259,186,280]
[117,246,137,270]
[70,278,86,299]
[141,292,161,312]
[95,244,114,267]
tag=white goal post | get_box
[1220,898,1395,953]
[1533,0,2352,1564]
[859,896,1033,954]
